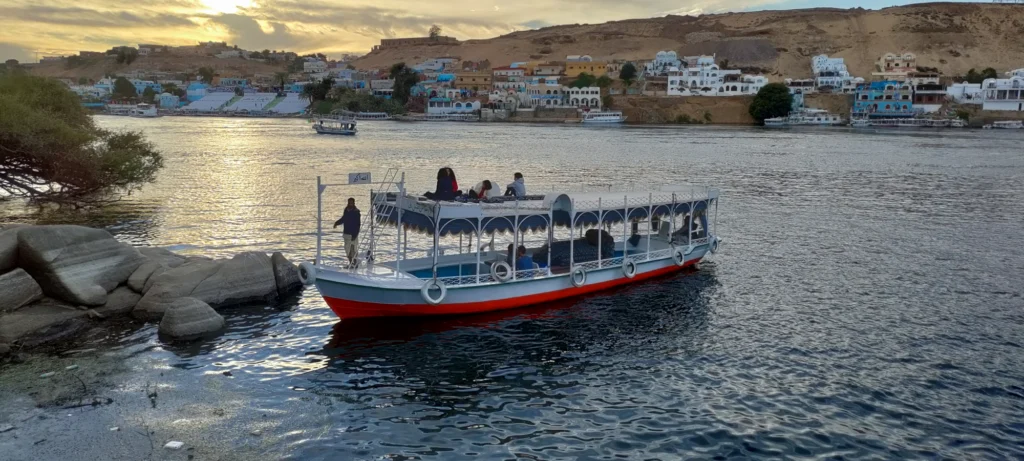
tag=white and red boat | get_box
[300,170,721,319]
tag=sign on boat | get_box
[299,170,722,318]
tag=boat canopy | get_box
[372,188,718,236]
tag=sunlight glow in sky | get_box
[0,0,987,62]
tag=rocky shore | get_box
[0,224,303,356]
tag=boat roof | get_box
[373,187,718,235]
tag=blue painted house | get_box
[186,82,208,102]
[853,80,915,118]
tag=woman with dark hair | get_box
[446,167,463,197]
[425,168,454,200]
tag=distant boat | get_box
[764,108,843,126]
[851,116,966,128]
[354,112,391,120]
[983,120,1023,129]
[312,116,357,135]
[581,111,626,124]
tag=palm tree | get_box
[301,83,315,103]
[275,72,289,92]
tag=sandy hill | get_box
[353,2,1024,79]
[28,55,287,81]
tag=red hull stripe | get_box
[324,260,696,318]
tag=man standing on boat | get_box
[333,198,361,268]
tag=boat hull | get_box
[316,248,707,318]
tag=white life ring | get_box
[622,259,637,279]
[673,248,686,266]
[490,261,513,283]
[420,279,447,305]
[298,262,317,286]
[570,266,587,287]
[709,237,720,254]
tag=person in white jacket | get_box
[504,172,526,197]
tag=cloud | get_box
[0,5,197,28]
[0,42,32,62]
[520,20,554,30]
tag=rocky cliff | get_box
[353,3,1024,79]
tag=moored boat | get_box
[581,111,627,124]
[300,171,721,319]
[764,108,844,126]
[983,120,1023,129]
[850,117,966,128]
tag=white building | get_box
[566,55,593,62]
[946,82,983,104]
[665,55,766,96]
[414,57,457,73]
[981,68,1024,111]
[645,51,682,77]
[426,98,481,115]
[303,60,328,73]
[525,79,566,108]
[811,54,863,93]
[565,86,601,108]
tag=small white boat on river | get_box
[300,170,721,318]
[581,111,627,124]
[353,112,392,120]
[130,103,160,118]
[983,120,1023,129]
[764,108,843,127]
[313,116,357,135]
[851,117,966,128]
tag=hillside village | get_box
[4,2,1024,125]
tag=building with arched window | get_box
[564,87,602,108]
[981,69,1024,111]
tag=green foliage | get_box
[197,66,215,84]
[233,86,244,96]
[704,111,712,123]
[115,48,139,65]
[142,87,157,103]
[321,87,406,115]
[112,77,137,99]
[619,62,637,87]
[77,77,88,85]
[570,73,596,88]
[65,56,83,69]
[274,72,290,90]
[675,114,693,124]
[601,94,613,109]
[0,73,163,200]
[595,75,613,88]
[748,83,792,124]
[429,25,442,39]
[719,58,730,69]
[955,109,971,121]
[964,67,998,84]
[389,62,419,105]
[162,83,185,98]
[302,77,335,103]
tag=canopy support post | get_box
[316,176,323,266]
[646,193,652,261]
[570,198,575,270]
[597,197,603,269]
[547,208,553,276]
[396,174,404,276]
[671,193,677,246]
[475,220,481,284]
[623,195,628,264]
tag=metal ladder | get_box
[357,168,400,263]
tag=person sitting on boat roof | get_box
[504,172,526,197]
[515,245,535,272]
[332,198,361,268]
[470,180,499,200]
[425,167,455,201]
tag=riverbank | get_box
[1,225,303,356]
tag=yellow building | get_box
[454,71,492,92]
[565,61,608,78]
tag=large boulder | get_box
[0,298,89,346]
[158,298,225,340]
[0,268,44,314]
[16,225,145,306]
[271,252,302,297]
[0,226,22,273]
[128,248,187,293]
[133,259,223,320]
[190,252,278,308]
[91,287,141,318]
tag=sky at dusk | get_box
[0,0,989,62]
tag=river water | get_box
[2,116,1023,459]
